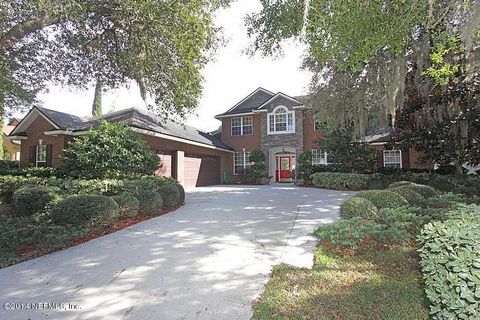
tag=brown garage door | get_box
[184,154,220,187]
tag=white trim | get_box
[383,150,402,168]
[292,105,305,109]
[215,112,254,119]
[231,116,253,136]
[7,135,27,140]
[10,108,60,136]
[252,109,268,113]
[132,127,235,153]
[233,149,251,175]
[311,149,328,165]
[219,87,274,116]
[256,92,303,110]
[370,142,388,145]
[267,105,295,135]
[36,144,47,167]
[44,130,88,136]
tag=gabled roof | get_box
[360,126,395,143]
[255,92,303,110]
[10,106,233,152]
[215,87,274,118]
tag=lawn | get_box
[253,245,429,320]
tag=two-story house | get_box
[8,87,429,187]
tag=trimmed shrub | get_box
[355,190,408,209]
[426,193,464,209]
[340,197,379,219]
[388,181,415,188]
[55,178,126,196]
[0,176,44,203]
[112,193,139,218]
[404,183,439,199]
[140,176,177,189]
[377,207,433,235]
[51,195,119,226]
[418,205,480,320]
[176,183,185,205]
[12,186,60,216]
[159,184,180,208]
[311,172,369,190]
[124,179,158,195]
[389,186,426,207]
[136,190,163,215]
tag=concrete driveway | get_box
[0,185,353,320]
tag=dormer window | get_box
[268,106,295,134]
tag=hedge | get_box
[340,197,379,219]
[418,205,480,319]
[112,193,139,218]
[159,184,180,208]
[355,190,409,209]
[51,195,120,226]
[389,186,426,207]
[137,190,163,214]
[12,186,60,216]
[311,172,369,190]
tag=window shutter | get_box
[29,145,37,166]
[46,144,53,167]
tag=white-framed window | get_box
[234,150,251,175]
[383,150,402,168]
[36,144,47,167]
[312,149,328,165]
[231,116,253,136]
[267,106,295,134]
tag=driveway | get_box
[0,185,353,320]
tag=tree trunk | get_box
[91,79,102,117]
[0,90,4,160]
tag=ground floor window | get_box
[383,150,402,168]
[36,145,47,167]
[234,150,251,175]
[311,149,328,165]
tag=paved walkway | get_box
[0,185,353,320]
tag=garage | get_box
[184,153,220,187]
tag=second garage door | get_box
[184,154,220,187]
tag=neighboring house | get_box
[8,107,233,187]
[8,87,432,187]
[3,118,21,162]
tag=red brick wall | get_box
[20,116,66,168]
[303,111,323,149]
[220,114,262,151]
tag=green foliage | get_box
[311,172,369,190]
[389,186,426,207]
[136,190,163,215]
[61,121,160,179]
[241,149,269,184]
[423,38,463,86]
[12,186,60,216]
[315,217,411,250]
[418,205,480,319]
[340,197,378,220]
[176,183,185,205]
[52,178,126,196]
[355,190,409,209]
[401,184,439,199]
[0,175,43,203]
[377,207,433,236]
[158,184,180,209]
[112,193,139,218]
[297,150,314,183]
[316,129,377,173]
[426,193,464,209]
[51,195,119,226]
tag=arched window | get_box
[268,106,295,134]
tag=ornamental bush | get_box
[418,205,480,319]
[311,172,369,190]
[12,186,60,216]
[340,197,378,219]
[402,183,439,199]
[389,186,426,207]
[112,193,139,218]
[136,190,163,214]
[355,190,409,209]
[51,194,119,226]
[158,184,180,208]
[0,175,44,203]
[61,121,160,179]
[176,183,185,205]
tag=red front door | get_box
[279,156,291,181]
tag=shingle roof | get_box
[33,107,233,151]
[215,88,274,117]
[361,126,395,143]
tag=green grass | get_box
[253,246,429,320]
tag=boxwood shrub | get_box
[389,186,426,207]
[176,183,185,205]
[12,186,60,216]
[340,197,378,219]
[51,194,119,226]
[112,193,139,218]
[158,184,180,208]
[355,190,409,209]
[136,190,163,215]
[403,183,439,199]
[418,205,480,320]
[311,172,369,190]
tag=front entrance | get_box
[275,155,294,182]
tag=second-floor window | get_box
[268,106,295,134]
[231,116,253,136]
[312,149,328,165]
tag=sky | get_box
[36,0,312,132]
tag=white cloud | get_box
[35,0,312,132]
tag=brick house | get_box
[8,87,428,186]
